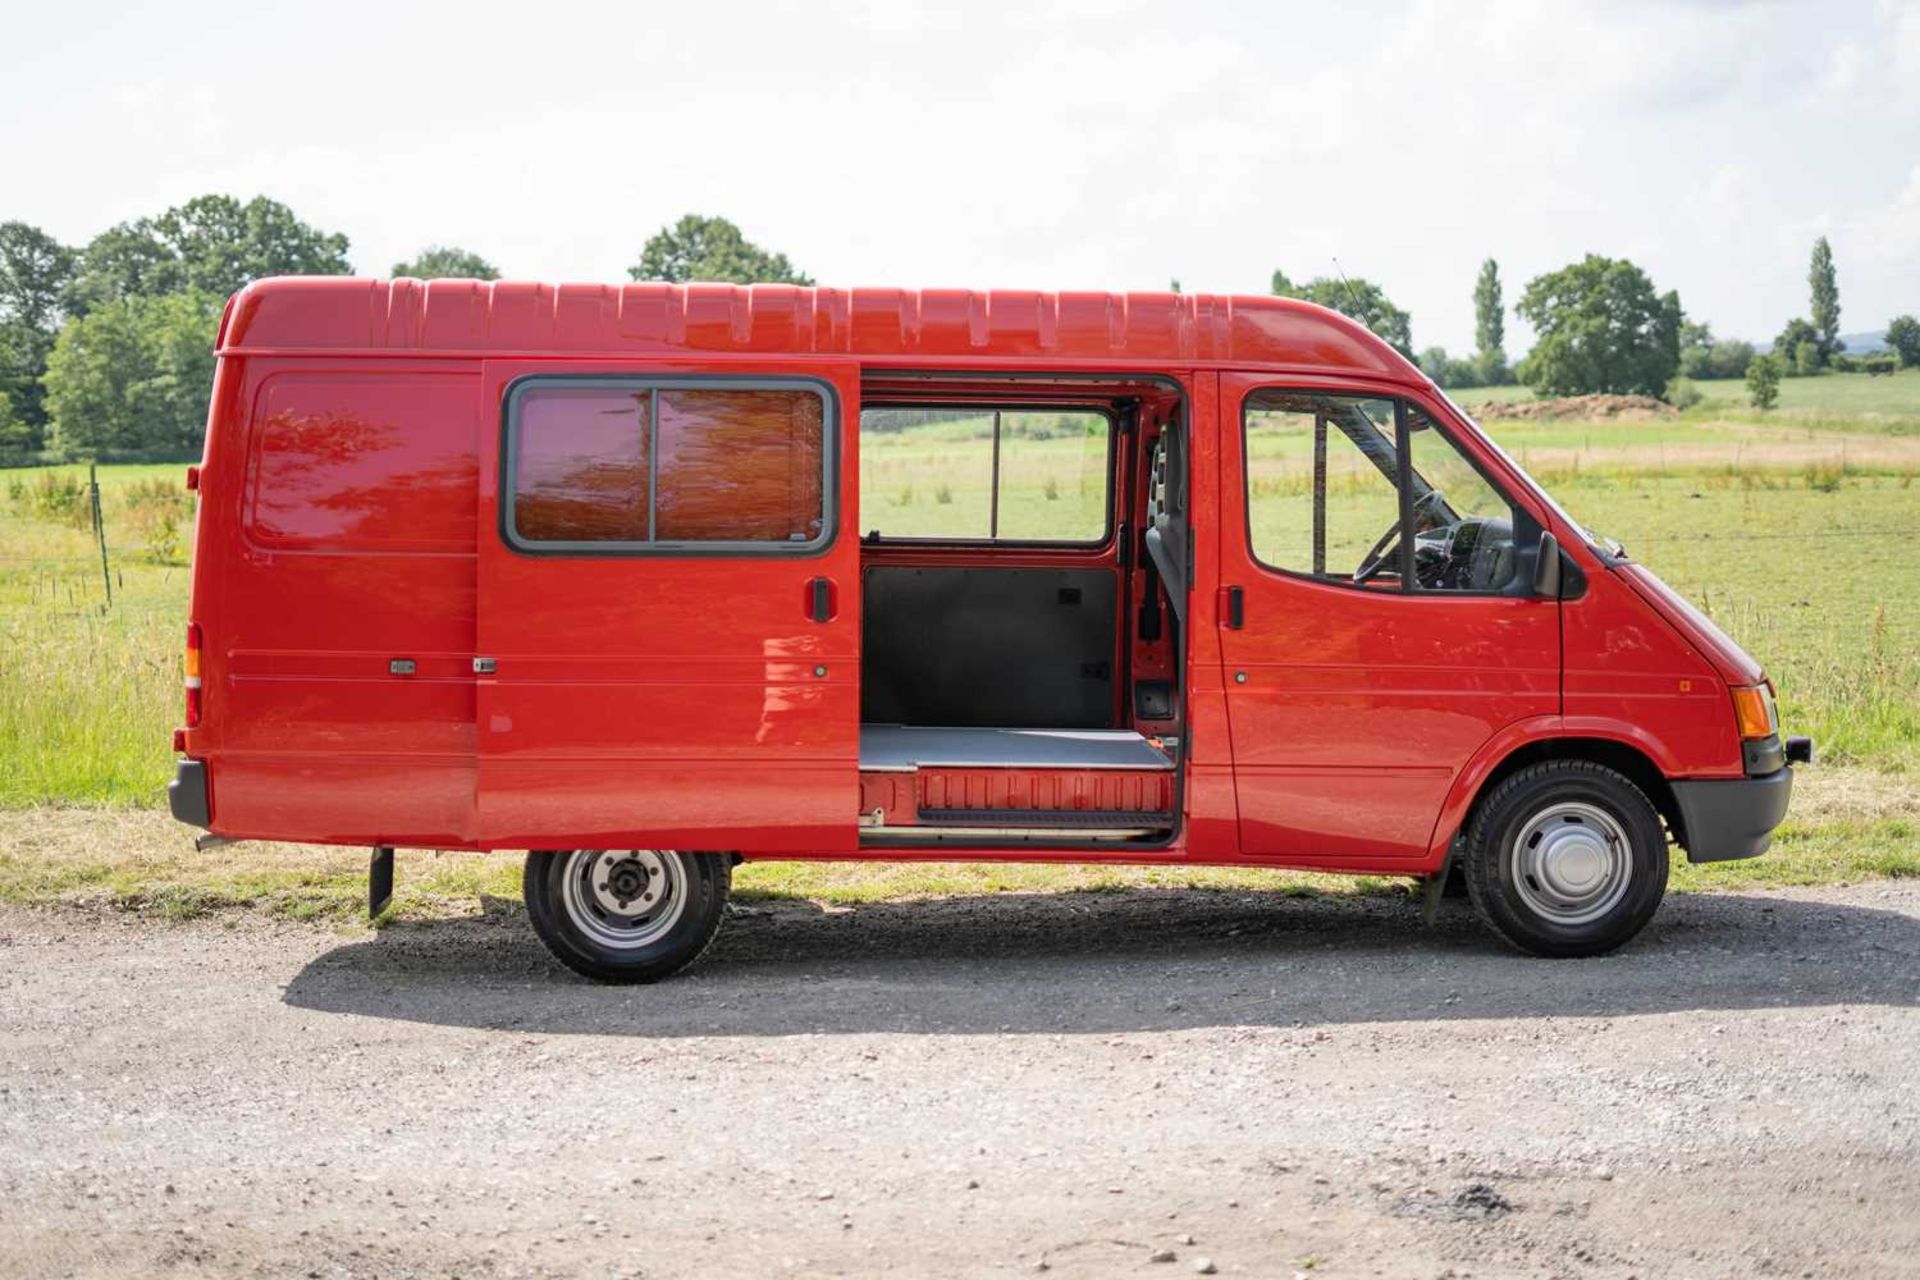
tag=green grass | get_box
[1,465,190,807]
[1455,367,1920,427]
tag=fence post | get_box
[89,461,111,609]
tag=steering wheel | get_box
[1352,520,1401,585]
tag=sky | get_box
[3,0,1917,354]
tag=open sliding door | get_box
[473,360,861,853]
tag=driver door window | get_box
[1243,391,1521,594]
[1245,394,1405,589]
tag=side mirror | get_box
[1532,531,1562,599]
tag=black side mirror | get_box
[1532,531,1562,599]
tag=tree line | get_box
[3,200,1915,461]
[1275,235,1915,404]
[0,205,809,461]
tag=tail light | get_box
[184,623,203,728]
[1730,684,1778,741]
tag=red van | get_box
[169,279,1807,981]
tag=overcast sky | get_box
[4,0,1916,353]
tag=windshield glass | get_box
[1429,386,1621,557]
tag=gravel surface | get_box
[2,882,1917,1278]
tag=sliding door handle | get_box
[1225,586,1245,629]
[808,577,834,623]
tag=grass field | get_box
[1457,365,1920,423]
[1,371,1916,917]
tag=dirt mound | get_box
[1464,393,1679,422]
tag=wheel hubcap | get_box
[560,850,689,950]
[1510,802,1632,926]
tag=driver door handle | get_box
[1225,586,1245,629]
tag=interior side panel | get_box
[862,566,1117,728]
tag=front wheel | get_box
[1462,761,1669,957]
[523,849,730,983]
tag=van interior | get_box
[855,374,1186,847]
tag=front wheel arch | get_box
[1449,736,1685,859]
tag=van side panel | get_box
[203,360,481,845]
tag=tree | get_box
[1809,236,1841,363]
[1746,353,1782,409]
[1,222,78,333]
[0,222,79,442]
[1792,339,1822,377]
[1716,340,1757,379]
[1514,255,1681,396]
[1773,317,1818,373]
[1473,258,1504,356]
[43,290,220,455]
[1884,314,1920,368]
[629,215,811,285]
[1270,269,1414,357]
[0,387,30,458]
[392,246,500,280]
[69,195,351,310]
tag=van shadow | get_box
[280,886,1920,1038]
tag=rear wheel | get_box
[1463,761,1669,957]
[523,849,730,983]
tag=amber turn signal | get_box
[1730,685,1778,741]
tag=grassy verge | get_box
[0,769,1910,926]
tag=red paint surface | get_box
[181,280,1770,873]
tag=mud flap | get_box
[1420,842,1457,925]
[370,846,394,919]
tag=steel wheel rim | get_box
[559,850,689,951]
[1509,801,1632,926]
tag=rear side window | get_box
[245,374,477,553]
[504,378,832,553]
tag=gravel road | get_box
[3,882,1917,1279]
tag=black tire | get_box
[1462,761,1669,958]
[523,849,730,983]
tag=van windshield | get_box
[1430,386,1622,558]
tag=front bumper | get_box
[168,759,210,829]
[1672,767,1793,863]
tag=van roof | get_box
[219,277,1420,380]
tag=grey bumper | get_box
[168,759,210,829]
[1672,767,1792,863]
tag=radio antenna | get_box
[1331,257,1366,319]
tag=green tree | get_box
[1418,346,1455,387]
[1473,258,1504,355]
[1773,317,1818,373]
[1809,236,1841,363]
[1746,353,1782,409]
[629,215,811,285]
[1884,314,1920,368]
[392,246,500,280]
[70,195,351,310]
[1,222,78,332]
[0,387,31,458]
[43,290,220,455]
[1514,255,1681,396]
[1270,269,1414,357]
[1792,339,1822,377]
[0,222,79,442]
